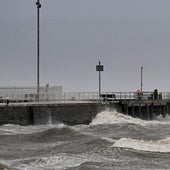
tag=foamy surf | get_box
[7,152,117,170]
[91,110,145,125]
[0,123,66,135]
[90,110,170,126]
[113,137,170,153]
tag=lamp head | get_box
[36,1,41,8]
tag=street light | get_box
[36,0,41,100]
[141,67,143,93]
[96,61,104,97]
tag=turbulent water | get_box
[0,110,170,170]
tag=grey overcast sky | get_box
[1,0,170,92]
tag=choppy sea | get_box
[0,110,170,170]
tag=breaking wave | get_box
[26,125,84,143]
[113,137,170,153]
[91,110,170,126]
[0,123,65,135]
[91,110,144,125]
[1,111,170,169]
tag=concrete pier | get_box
[0,102,104,125]
[118,99,169,120]
[1,90,170,125]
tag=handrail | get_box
[0,91,170,102]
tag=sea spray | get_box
[90,110,170,126]
[47,112,52,125]
[1,122,170,169]
[156,114,170,122]
[90,110,147,125]
[0,124,66,135]
[113,137,170,153]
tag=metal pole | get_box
[141,67,143,93]
[96,61,103,98]
[99,61,101,96]
[36,0,41,100]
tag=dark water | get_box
[0,110,170,170]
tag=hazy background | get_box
[0,0,170,92]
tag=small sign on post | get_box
[96,64,104,72]
[96,61,104,97]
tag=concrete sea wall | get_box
[0,103,104,126]
[0,106,33,125]
[0,100,169,126]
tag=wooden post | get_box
[126,104,129,115]
[159,104,162,115]
[146,104,149,120]
[151,104,153,120]
[163,105,166,118]
[132,105,135,117]
[167,104,169,115]
[139,103,142,118]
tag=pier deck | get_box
[0,90,170,125]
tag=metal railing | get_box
[0,86,62,103]
[62,92,99,101]
[98,91,170,101]
[1,91,170,103]
[62,91,170,101]
[0,93,62,103]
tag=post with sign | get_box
[96,61,104,97]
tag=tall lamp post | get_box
[96,61,104,97]
[141,67,143,93]
[36,0,41,100]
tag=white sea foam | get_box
[90,110,170,126]
[0,123,66,135]
[91,110,147,126]
[0,160,12,170]
[156,114,170,121]
[47,112,52,125]
[9,152,118,170]
[102,137,116,143]
[113,137,170,153]
[18,155,87,170]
